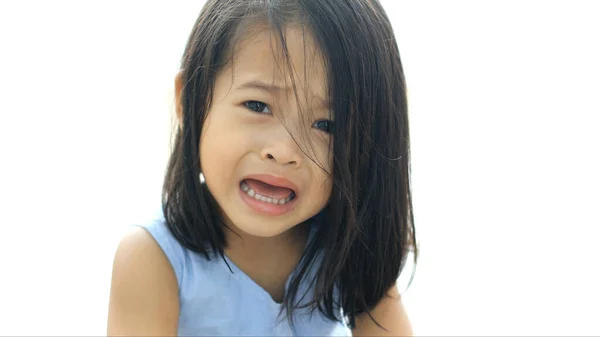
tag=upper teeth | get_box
[240,181,294,205]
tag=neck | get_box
[223,220,310,260]
[222,220,311,303]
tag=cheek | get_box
[199,109,233,156]
[198,108,256,180]
[198,115,215,165]
[200,107,258,151]
[311,156,334,201]
[199,113,234,177]
[316,139,334,176]
[313,173,333,210]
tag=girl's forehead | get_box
[226,26,329,106]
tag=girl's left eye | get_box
[313,119,334,133]
[243,100,271,114]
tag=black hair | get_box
[162,0,417,331]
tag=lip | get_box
[241,174,299,196]
[238,174,299,216]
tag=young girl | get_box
[107,0,417,335]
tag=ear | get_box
[174,70,184,130]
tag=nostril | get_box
[263,152,298,166]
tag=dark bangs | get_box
[162,0,417,331]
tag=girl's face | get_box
[198,27,333,238]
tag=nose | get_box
[260,130,302,168]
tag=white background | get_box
[1,1,599,335]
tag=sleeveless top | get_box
[133,209,351,336]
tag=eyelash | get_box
[243,100,271,114]
[242,100,334,134]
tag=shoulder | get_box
[111,225,177,276]
[132,212,191,285]
[352,286,413,336]
[107,226,180,335]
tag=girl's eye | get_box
[243,100,271,114]
[313,119,334,133]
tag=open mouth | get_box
[239,179,296,205]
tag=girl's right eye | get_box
[243,100,271,114]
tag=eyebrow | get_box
[236,80,287,93]
[236,80,331,110]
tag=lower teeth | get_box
[240,181,294,205]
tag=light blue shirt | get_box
[133,210,350,336]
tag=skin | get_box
[107,25,412,336]
[196,26,334,303]
[107,227,180,336]
[200,27,333,237]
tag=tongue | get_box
[244,179,293,199]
